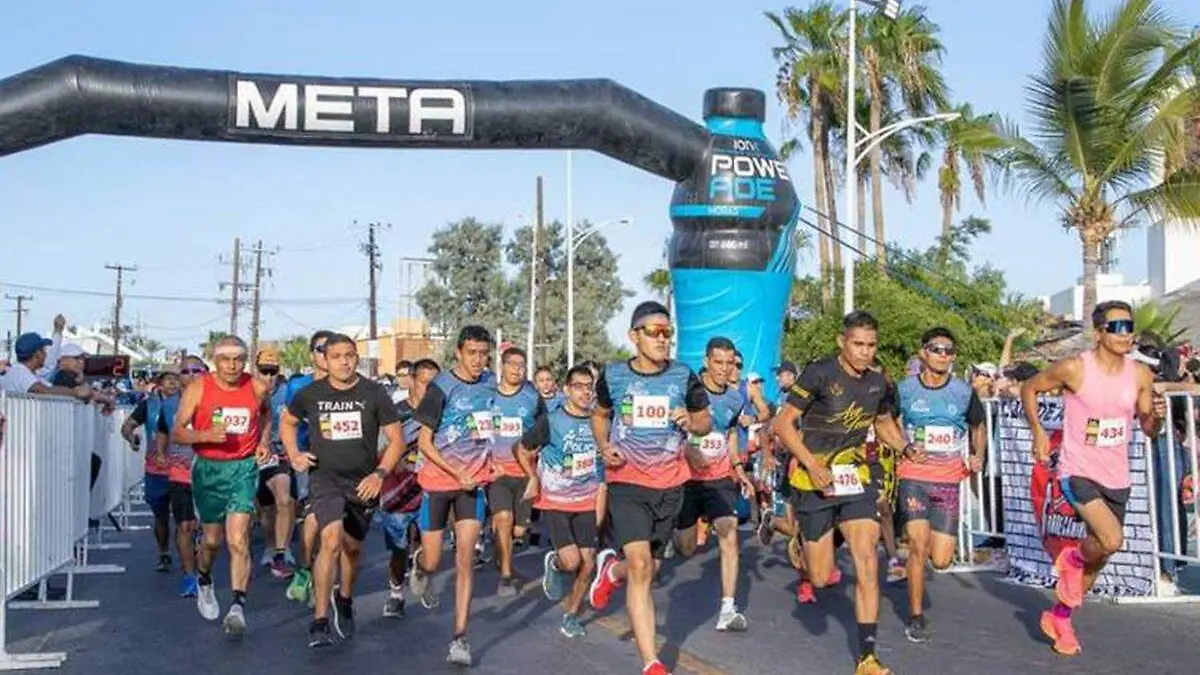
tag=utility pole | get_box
[4,331,11,361]
[535,176,547,368]
[247,240,276,360]
[105,263,138,356]
[219,237,252,336]
[5,293,32,337]
[360,222,391,340]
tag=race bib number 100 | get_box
[632,395,670,429]
[831,464,865,496]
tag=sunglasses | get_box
[259,367,280,376]
[1104,319,1135,335]
[311,344,327,354]
[638,326,675,340]
[734,362,744,369]
[181,367,207,375]
[925,343,957,356]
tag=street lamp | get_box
[567,216,633,366]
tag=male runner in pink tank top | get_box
[1020,300,1165,657]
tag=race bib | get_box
[471,411,496,440]
[1095,418,1127,448]
[498,416,523,438]
[831,464,864,496]
[565,449,597,479]
[258,454,280,469]
[632,395,670,429]
[693,432,727,459]
[329,411,363,441]
[222,407,251,435]
[923,425,957,455]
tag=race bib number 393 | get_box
[329,411,363,441]
[223,407,251,435]
[498,416,523,437]
[632,395,670,429]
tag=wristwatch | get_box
[373,467,388,480]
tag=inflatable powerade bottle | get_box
[668,88,800,403]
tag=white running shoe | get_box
[222,604,246,637]
[715,606,748,632]
[196,583,220,621]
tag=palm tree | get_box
[936,103,1006,241]
[199,330,230,359]
[995,0,1200,311]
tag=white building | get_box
[62,326,149,362]
[1046,273,1152,321]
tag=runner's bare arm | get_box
[171,379,210,445]
[590,404,619,463]
[872,414,908,454]
[255,381,273,448]
[280,408,302,460]
[774,404,821,476]
[1135,364,1166,437]
[514,443,538,481]
[416,425,463,479]
[376,421,404,473]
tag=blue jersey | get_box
[285,374,315,449]
[895,375,984,483]
[491,381,544,472]
[686,383,745,480]
[522,406,604,511]
[414,370,499,490]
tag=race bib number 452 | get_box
[632,395,670,429]
[329,411,363,441]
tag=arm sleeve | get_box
[376,384,402,426]
[414,382,447,430]
[129,400,148,425]
[965,390,986,426]
[684,372,709,412]
[594,369,613,410]
[785,363,823,413]
[520,413,550,449]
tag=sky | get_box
[1,0,1198,354]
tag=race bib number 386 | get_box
[632,395,670,429]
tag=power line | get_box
[0,281,362,305]
[4,293,32,361]
[104,263,137,356]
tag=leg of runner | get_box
[267,473,295,579]
[287,511,318,605]
[903,517,933,642]
[309,520,344,648]
[617,542,661,669]
[333,529,366,641]
[170,482,199,597]
[196,523,224,620]
[554,544,595,638]
[153,509,171,572]
[491,508,517,594]
[712,515,747,631]
[381,511,415,619]
[224,511,253,637]
[841,518,886,675]
[448,514,482,666]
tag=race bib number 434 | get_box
[632,395,670,429]
[1094,418,1127,448]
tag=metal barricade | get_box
[945,398,1008,574]
[86,409,134,553]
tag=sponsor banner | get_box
[997,397,1156,598]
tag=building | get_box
[340,318,443,375]
[1046,272,1152,321]
[63,326,149,362]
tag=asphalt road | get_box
[5,524,1198,675]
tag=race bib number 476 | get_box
[632,395,670,429]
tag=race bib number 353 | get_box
[632,395,670,429]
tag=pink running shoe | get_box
[796,581,816,604]
[1039,610,1081,656]
[1053,547,1085,608]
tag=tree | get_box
[279,335,310,373]
[1133,301,1186,345]
[199,330,230,359]
[994,0,1200,311]
[936,103,1006,241]
[416,218,521,363]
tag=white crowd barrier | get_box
[945,399,1008,574]
[0,393,141,670]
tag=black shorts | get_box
[792,484,880,543]
[168,481,196,524]
[488,475,532,527]
[607,483,683,559]
[309,471,375,541]
[256,463,292,507]
[675,479,739,530]
[897,479,960,536]
[417,488,487,532]
[543,510,598,550]
[1062,476,1130,525]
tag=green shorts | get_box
[191,456,258,525]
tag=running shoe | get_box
[796,580,816,604]
[383,592,406,619]
[222,604,247,637]
[756,516,774,546]
[1039,610,1081,656]
[543,550,566,602]
[308,619,334,648]
[285,568,310,603]
[258,548,275,568]
[497,576,518,598]
[828,567,842,586]
[560,613,587,639]
[715,606,748,632]
[854,654,891,674]
[1053,547,1085,608]
[270,553,295,580]
[196,582,220,621]
[447,636,472,666]
[408,552,440,609]
[643,660,672,675]
[155,554,172,573]
[331,591,355,640]
[589,549,621,610]
[904,615,931,644]
[662,540,676,559]
[886,556,907,584]
[179,573,199,598]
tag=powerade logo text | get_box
[707,139,791,202]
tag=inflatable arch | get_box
[0,56,800,400]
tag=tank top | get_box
[1060,351,1139,489]
[193,373,262,462]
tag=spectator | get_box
[0,332,91,400]
[51,343,88,387]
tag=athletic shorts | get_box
[377,510,420,553]
[607,483,684,559]
[675,479,739,530]
[168,481,196,524]
[543,510,598,551]
[308,470,375,542]
[898,478,960,536]
[488,475,532,527]
[1062,476,1130,525]
[143,473,171,519]
[418,488,487,532]
[256,463,293,507]
[191,456,258,525]
[791,483,880,543]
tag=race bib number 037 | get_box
[222,407,251,435]
[632,395,670,429]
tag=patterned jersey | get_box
[413,370,498,492]
[381,399,423,513]
[490,381,545,478]
[896,374,984,484]
[595,360,709,489]
[522,406,604,511]
[686,381,745,481]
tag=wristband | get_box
[373,467,388,480]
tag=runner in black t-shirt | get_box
[283,334,404,648]
[774,312,910,675]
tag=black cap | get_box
[630,300,670,328]
[702,88,766,122]
[774,361,798,376]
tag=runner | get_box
[154,358,207,597]
[121,375,176,572]
[170,335,273,636]
[587,300,712,675]
[378,358,440,619]
[1021,301,1165,656]
[283,330,334,605]
[409,325,498,667]
[283,334,404,646]
[535,365,564,412]
[488,347,545,596]
[515,363,606,638]
[254,347,296,580]
[673,337,754,632]
[894,327,986,642]
[773,311,910,675]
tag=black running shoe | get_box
[308,620,334,648]
[331,592,355,640]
